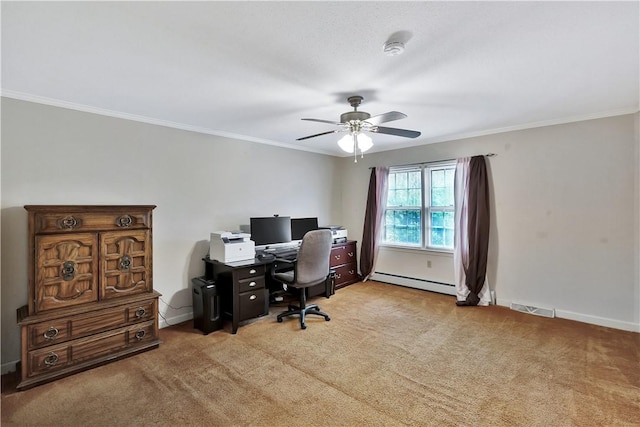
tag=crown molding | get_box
[3,89,637,158]
[0,90,334,156]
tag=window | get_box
[383,162,456,251]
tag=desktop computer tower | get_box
[191,276,222,334]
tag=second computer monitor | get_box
[291,217,319,241]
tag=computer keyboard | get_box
[271,248,298,259]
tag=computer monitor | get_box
[291,217,319,240]
[250,216,292,248]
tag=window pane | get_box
[387,170,421,207]
[430,211,454,249]
[384,209,421,245]
[430,167,455,208]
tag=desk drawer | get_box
[236,265,265,281]
[238,276,265,293]
[238,289,267,320]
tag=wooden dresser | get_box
[330,240,359,289]
[17,205,161,390]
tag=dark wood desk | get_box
[202,240,358,334]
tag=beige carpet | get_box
[2,281,639,426]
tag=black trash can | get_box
[192,276,222,334]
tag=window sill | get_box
[379,244,453,257]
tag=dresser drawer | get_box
[333,263,358,287]
[26,320,157,378]
[26,298,157,350]
[32,209,152,233]
[330,243,356,267]
[238,289,267,320]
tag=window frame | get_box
[382,161,456,252]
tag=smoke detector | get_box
[383,41,405,56]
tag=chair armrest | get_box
[270,258,297,281]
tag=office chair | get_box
[272,229,333,329]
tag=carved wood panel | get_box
[34,233,98,312]
[100,230,151,299]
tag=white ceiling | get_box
[2,1,639,157]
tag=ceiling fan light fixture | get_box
[357,133,373,152]
[337,132,373,154]
[337,134,355,153]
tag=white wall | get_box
[0,98,343,371]
[2,99,638,376]
[340,114,640,332]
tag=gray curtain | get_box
[360,166,389,281]
[454,155,490,306]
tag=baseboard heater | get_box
[371,272,456,296]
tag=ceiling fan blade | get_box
[301,118,343,125]
[372,126,422,139]
[366,111,407,125]
[296,130,341,141]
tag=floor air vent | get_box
[510,303,555,318]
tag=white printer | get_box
[323,226,348,243]
[210,231,255,263]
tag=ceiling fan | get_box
[296,95,421,160]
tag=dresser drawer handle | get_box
[116,215,133,227]
[248,281,256,287]
[59,216,78,229]
[43,327,59,340]
[348,252,354,257]
[249,294,257,300]
[349,270,355,275]
[135,307,146,318]
[44,352,59,367]
[135,330,146,340]
[61,261,76,281]
[249,269,257,274]
[336,274,341,279]
[334,254,341,260]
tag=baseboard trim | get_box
[159,312,193,329]
[495,298,639,332]
[366,280,638,333]
[371,272,456,296]
[555,309,640,333]
[2,361,19,375]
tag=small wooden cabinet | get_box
[330,240,359,289]
[18,205,160,390]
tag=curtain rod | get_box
[370,153,496,169]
